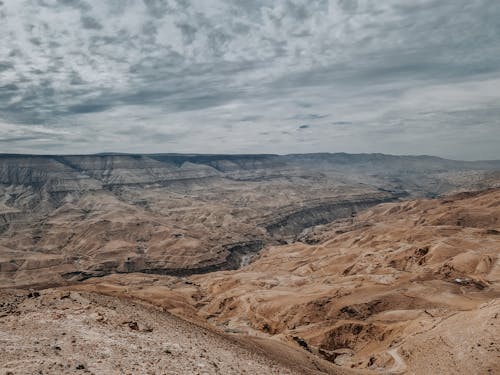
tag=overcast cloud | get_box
[0,0,499,159]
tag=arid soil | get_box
[74,189,500,374]
[0,289,343,375]
[1,154,500,374]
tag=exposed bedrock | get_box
[43,241,266,285]
[140,240,265,276]
[263,194,404,239]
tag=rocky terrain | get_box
[0,289,339,375]
[1,153,500,289]
[1,153,500,374]
[74,188,500,374]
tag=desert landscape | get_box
[2,0,500,373]
[0,153,499,374]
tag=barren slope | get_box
[1,154,500,374]
[0,289,344,375]
[77,189,500,374]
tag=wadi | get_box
[0,153,499,374]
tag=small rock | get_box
[127,321,139,331]
[60,292,71,300]
[28,290,40,298]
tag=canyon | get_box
[1,153,499,374]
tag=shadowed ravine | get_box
[55,196,397,283]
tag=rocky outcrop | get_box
[263,194,405,238]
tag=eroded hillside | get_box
[76,189,500,374]
[1,153,499,289]
[1,154,499,374]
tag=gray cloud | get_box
[290,114,329,121]
[68,103,111,114]
[0,0,499,159]
[81,15,102,30]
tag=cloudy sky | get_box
[0,0,499,159]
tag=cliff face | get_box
[0,153,499,289]
[1,152,499,195]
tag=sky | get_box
[0,0,499,160]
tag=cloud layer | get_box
[0,0,499,159]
